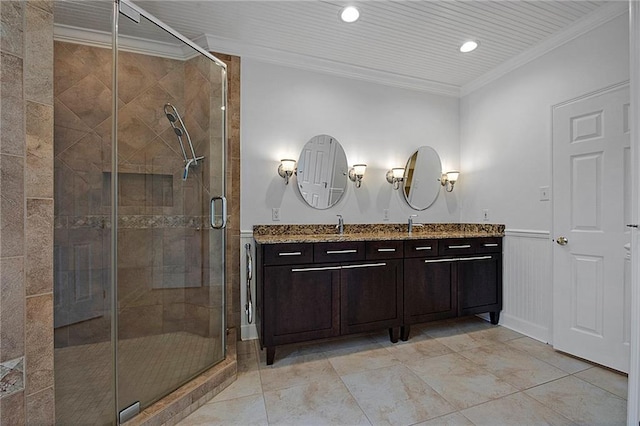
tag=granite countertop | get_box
[253,223,504,244]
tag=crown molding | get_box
[194,34,460,98]
[53,24,196,61]
[460,1,628,97]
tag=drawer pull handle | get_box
[483,243,499,247]
[326,249,357,254]
[415,246,432,251]
[424,258,457,263]
[292,266,341,272]
[377,248,396,252]
[448,244,471,249]
[457,256,492,261]
[279,252,302,256]
[342,263,386,269]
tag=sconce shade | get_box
[386,167,405,190]
[440,170,459,192]
[280,159,296,172]
[278,159,297,185]
[352,164,367,176]
[348,164,367,188]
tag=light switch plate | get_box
[483,209,489,221]
[539,186,550,201]
[272,208,280,221]
[383,209,389,221]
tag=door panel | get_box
[116,9,226,414]
[552,83,629,372]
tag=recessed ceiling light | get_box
[460,41,479,53]
[340,6,360,23]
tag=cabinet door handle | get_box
[326,249,357,254]
[415,246,432,251]
[278,252,302,256]
[291,266,341,272]
[457,256,492,261]
[448,244,471,249]
[341,263,387,269]
[483,243,499,247]
[424,258,457,263]
[377,248,396,252]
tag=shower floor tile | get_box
[55,331,222,425]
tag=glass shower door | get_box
[115,5,226,416]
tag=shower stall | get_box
[52,1,227,423]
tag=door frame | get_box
[628,1,640,424]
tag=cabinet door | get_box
[404,258,457,324]
[263,264,340,346]
[340,260,403,334]
[457,254,502,315]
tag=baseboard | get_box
[500,313,551,344]
[241,324,258,341]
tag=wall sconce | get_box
[278,159,297,185]
[348,164,367,188]
[386,168,405,190]
[440,170,459,192]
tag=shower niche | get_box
[53,1,227,424]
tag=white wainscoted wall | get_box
[501,230,553,342]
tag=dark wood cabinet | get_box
[256,235,502,364]
[404,257,457,324]
[401,237,502,340]
[257,241,401,365]
[340,259,403,336]
[457,253,502,322]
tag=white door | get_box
[552,83,630,373]
[298,135,336,208]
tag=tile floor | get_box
[179,317,627,425]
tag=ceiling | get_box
[54,0,626,96]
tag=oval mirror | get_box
[402,146,442,210]
[296,134,348,209]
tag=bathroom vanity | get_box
[254,224,503,365]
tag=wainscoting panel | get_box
[501,229,553,343]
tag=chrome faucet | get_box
[408,214,417,234]
[336,214,344,235]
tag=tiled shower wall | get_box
[0,1,55,424]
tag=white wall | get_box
[241,60,460,230]
[459,13,630,230]
[459,13,629,341]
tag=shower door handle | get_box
[210,196,227,229]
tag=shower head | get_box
[164,103,178,122]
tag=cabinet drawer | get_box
[475,237,502,253]
[263,243,313,266]
[314,241,365,263]
[439,239,476,256]
[404,239,439,258]
[366,240,404,260]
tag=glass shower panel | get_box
[53,2,115,425]
[115,10,226,413]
